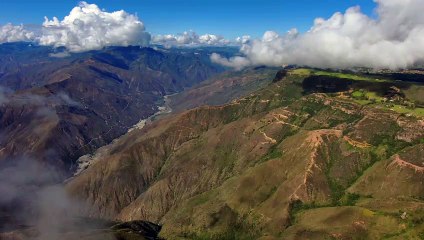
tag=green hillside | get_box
[66,68,424,240]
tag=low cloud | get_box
[0,158,65,236]
[0,158,111,240]
[0,87,81,108]
[0,24,35,43]
[0,89,84,140]
[39,1,151,52]
[210,53,251,70]
[0,159,59,206]
[152,31,231,47]
[212,0,424,70]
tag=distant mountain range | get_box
[0,43,238,176]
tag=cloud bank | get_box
[152,31,231,47]
[212,0,424,70]
[39,1,151,52]
[0,23,35,43]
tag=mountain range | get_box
[63,67,424,239]
[0,43,237,175]
[0,44,424,240]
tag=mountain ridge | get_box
[0,44,231,175]
[65,68,424,239]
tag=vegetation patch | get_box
[339,193,361,206]
[288,201,325,224]
[214,144,237,172]
[313,70,388,82]
[262,146,283,162]
[178,215,262,240]
[385,104,424,118]
[290,68,312,76]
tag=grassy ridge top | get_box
[289,68,424,118]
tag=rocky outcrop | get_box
[272,69,287,83]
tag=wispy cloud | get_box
[0,158,109,240]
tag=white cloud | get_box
[210,53,251,70]
[235,35,251,44]
[212,0,424,70]
[0,3,243,51]
[199,34,230,45]
[0,24,35,43]
[39,1,151,52]
[152,31,231,46]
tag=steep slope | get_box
[349,144,424,198]
[0,44,227,174]
[169,67,279,112]
[66,68,424,239]
[0,219,162,240]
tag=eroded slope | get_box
[67,69,424,239]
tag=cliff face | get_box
[67,69,424,239]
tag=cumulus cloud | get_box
[152,31,231,47]
[39,1,151,52]
[0,23,35,43]
[0,3,243,51]
[235,35,251,44]
[212,0,424,70]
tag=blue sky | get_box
[0,0,377,39]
